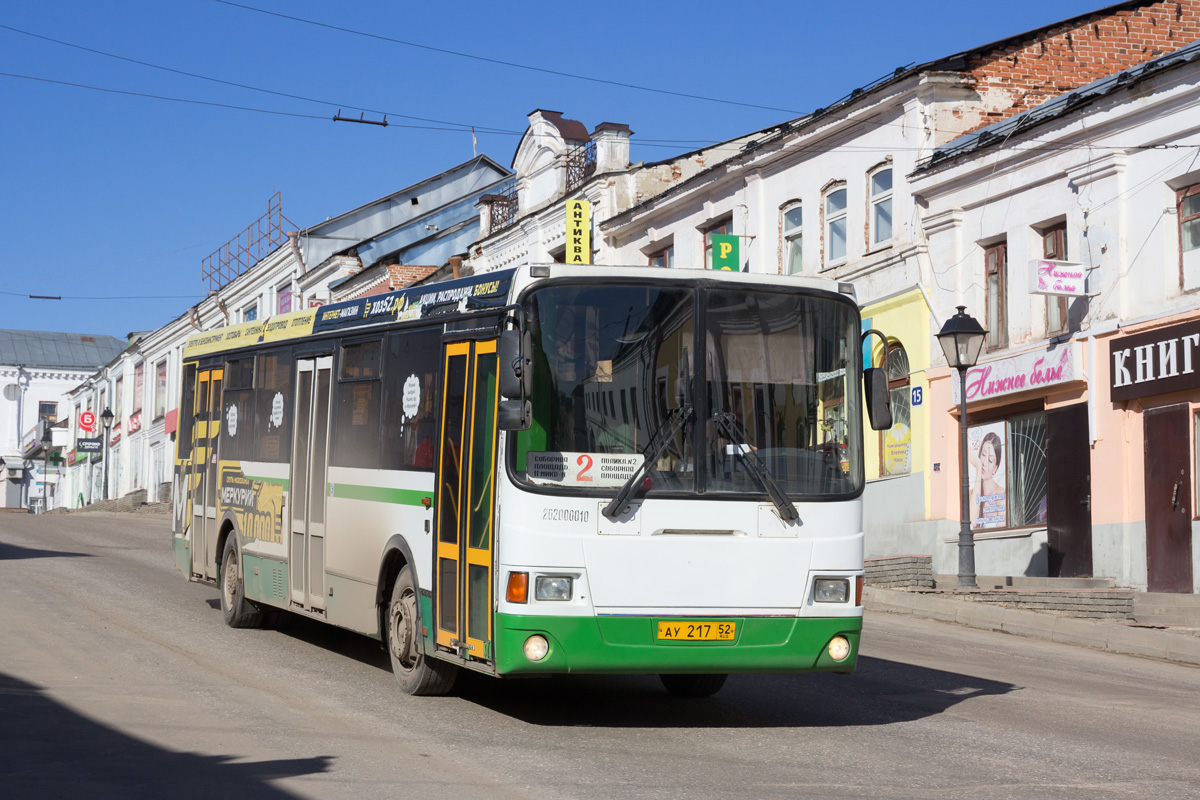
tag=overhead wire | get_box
[0,23,518,134]
[210,0,806,115]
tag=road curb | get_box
[865,586,1200,667]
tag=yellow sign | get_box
[566,200,590,264]
[183,308,316,358]
[883,422,912,475]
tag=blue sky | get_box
[1,0,1107,338]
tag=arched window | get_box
[879,342,911,476]
[823,185,847,266]
[869,166,893,246]
[781,202,802,274]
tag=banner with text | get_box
[566,200,591,264]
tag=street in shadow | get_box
[453,656,1016,728]
[0,540,93,561]
[199,593,1016,730]
[0,672,332,799]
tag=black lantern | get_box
[101,406,114,501]
[938,307,987,590]
[936,306,987,370]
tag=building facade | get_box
[913,40,1200,592]
[0,329,125,510]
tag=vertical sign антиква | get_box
[566,200,590,264]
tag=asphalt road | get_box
[2,510,1199,799]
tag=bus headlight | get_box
[814,578,849,603]
[524,635,550,661]
[827,636,851,662]
[535,576,573,601]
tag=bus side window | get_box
[177,363,197,461]
[332,340,383,469]
[221,357,256,462]
[255,348,294,462]
[382,328,441,472]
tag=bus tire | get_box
[220,536,263,629]
[660,673,727,697]
[387,566,457,696]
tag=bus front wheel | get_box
[221,536,263,629]
[660,674,727,697]
[387,566,457,696]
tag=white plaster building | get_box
[910,40,1200,591]
[0,330,125,510]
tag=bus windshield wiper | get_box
[712,412,799,522]
[602,404,693,519]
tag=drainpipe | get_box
[449,256,462,280]
[288,232,306,273]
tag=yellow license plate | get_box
[657,621,736,641]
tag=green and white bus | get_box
[172,264,892,696]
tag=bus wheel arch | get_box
[219,523,263,629]
[376,534,418,639]
[386,563,457,696]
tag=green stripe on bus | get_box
[329,483,431,507]
[245,476,290,490]
[492,614,862,676]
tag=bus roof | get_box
[182,265,851,360]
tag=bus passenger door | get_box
[190,367,222,580]
[289,356,333,611]
[435,340,499,663]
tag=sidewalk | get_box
[865,585,1200,667]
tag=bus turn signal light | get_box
[506,571,529,603]
[856,575,864,606]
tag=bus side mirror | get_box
[864,367,893,431]
[498,399,531,431]
[499,328,532,400]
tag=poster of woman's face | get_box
[969,421,1007,530]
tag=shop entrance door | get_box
[1046,404,1092,577]
[1143,404,1194,593]
[434,339,499,664]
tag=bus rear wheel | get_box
[221,536,264,629]
[660,674,727,697]
[387,566,457,696]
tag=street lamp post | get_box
[936,306,987,590]
[101,407,114,501]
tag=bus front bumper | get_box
[493,613,861,676]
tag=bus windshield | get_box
[512,282,863,499]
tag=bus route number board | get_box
[527,452,643,487]
[657,621,737,641]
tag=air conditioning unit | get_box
[5,467,25,480]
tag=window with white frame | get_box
[648,245,674,268]
[1042,223,1068,336]
[985,240,1008,350]
[243,303,258,322]
[1179,183,1200,290]
[879,343,911,476]
[869,167,893,246]
[782,202,802,274]
[703,218,733,270]
[277,282,293,314]
[824,186,847,266]
[114,376,123,424]
[133,362,144,412]
[154,360,167,419]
